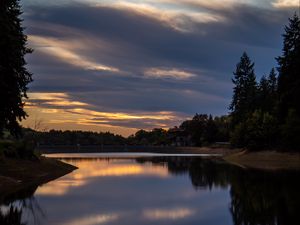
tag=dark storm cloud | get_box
[22,1,297,119]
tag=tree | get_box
[281,109,300,150]
[258,68,278,113]
[202,115,218,144]
[229,52,257,126]
[214,115,231,142]
[277,14,300,121]
[0,0,33,137]
[180,114,209,146]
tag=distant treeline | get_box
[127,114,230,146]
[21,114,229,147]
[23,129,126,146]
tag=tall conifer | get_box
[0,0,33,137]
[229,52,257,126]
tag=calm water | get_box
[0,154,299,225]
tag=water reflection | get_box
[0,186,45,225]
[143,207,195,220]
[0,205,24,225]
[138,157,300,225]
[37,159,169,196]
[61,213,119,225]
[0,156,299,225]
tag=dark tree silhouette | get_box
[0,0,33,137]
[258,68,278,113]
[277,14,300,121]
[0,206,26,225]
[229,52,257,127]
[276,14,300,149]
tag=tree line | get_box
[19,114,228,147]
[229,14,300,150]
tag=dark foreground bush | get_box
[0,140,39,160]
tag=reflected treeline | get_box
[229,167,299,225]
[0,185,45,225]
[135,157,300,225]
[0,206,24,225]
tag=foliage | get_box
[229,15,300,151]
[0,140,38,160]
[23,129,126,146]
[231,111,279,150]
[0,0,33,138]
[277,14,300,122]
[213,115,231,142]
[127,128,171,146]
[229,52,257,127]
[180,114,210,146]
[258,68,278,113]
[179,114,222,146]
[177,114,231,146]
[281,109,300,150]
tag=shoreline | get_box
[42,146,300,170]
[0,157,77,203]
[223,150,300,170]
[1,148,299,202]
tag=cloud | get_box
[23,92,189,135]
[93,1,225,32]
[272,0,299,8]
[144,68,196,80]
[27,92,88,107]
[29,35,119,72]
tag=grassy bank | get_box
[224,151,300,170]
[0,141,76,202]
[0,156,77,202]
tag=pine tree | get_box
[277,14,300,121]
[276,14,300,149]
[229,52,257,126]
[0,0,33,137]
[268,68,278,94]
[258,68,277,113]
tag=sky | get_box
[20,0,299,136]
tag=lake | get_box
[0,153,299,225]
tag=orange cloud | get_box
[22,92,187,136]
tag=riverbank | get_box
[0,157,77,202]
[224,150,300,170]
[39,145,239,155]
[37,145,300,171]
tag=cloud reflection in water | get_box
[36,159,169,196]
